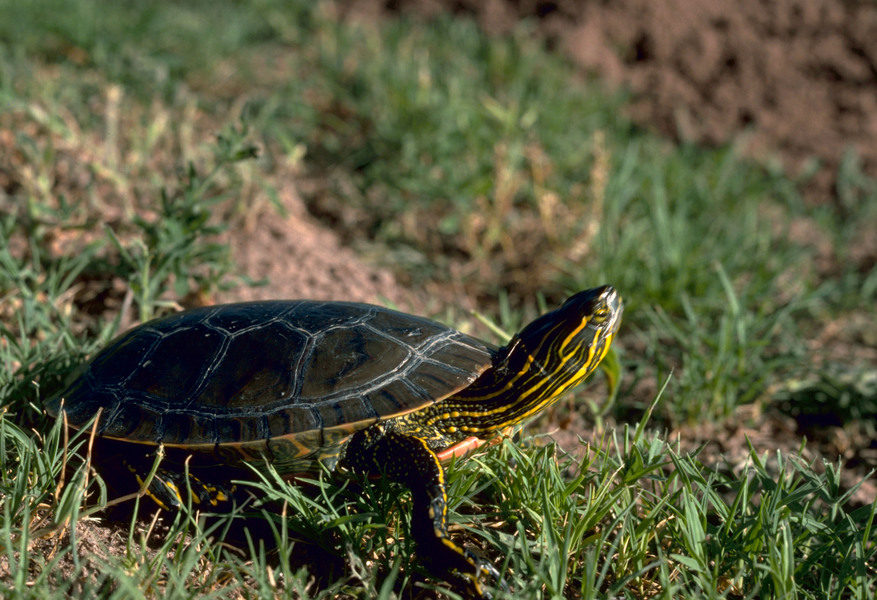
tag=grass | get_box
[1,0,876,598]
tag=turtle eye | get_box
[591,306,610,324]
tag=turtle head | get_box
[428,285,622,438]
[513,285,622,394]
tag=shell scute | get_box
[195,322,307,409]
[126,325,224,405]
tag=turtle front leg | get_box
[342,426,500,598]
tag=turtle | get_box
[46,285,622,597]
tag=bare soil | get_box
[345,0,877,202]
[214,181,415,309]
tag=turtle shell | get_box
[47,301,496,472]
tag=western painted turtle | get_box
[47,285,622,597]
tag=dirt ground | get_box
[344,0,877,202]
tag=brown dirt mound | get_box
[347,0,877,201]
[216,180,415,309]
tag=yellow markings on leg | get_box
[188,474,233,506]
[132,469,179,511]
[128,461,232,509]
